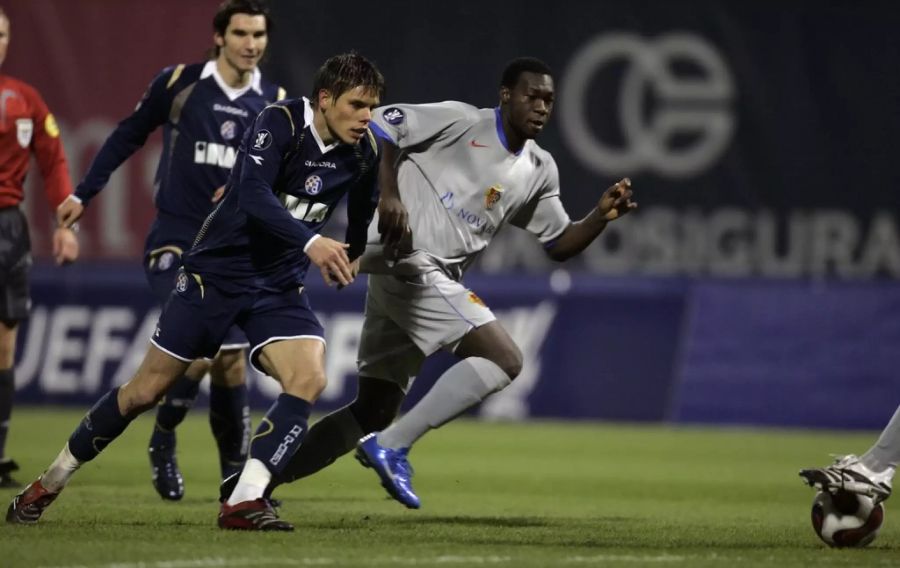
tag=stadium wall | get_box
[5,2,899,430]
[13,264,900,430]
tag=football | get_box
[810,490,885,547]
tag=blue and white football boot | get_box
[355,433,420,509]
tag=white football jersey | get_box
[362,101,571,280]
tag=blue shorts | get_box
[144,245,248,350]
[151,270,325,375]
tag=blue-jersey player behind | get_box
[8,53,391,532]
[56,0,286,501]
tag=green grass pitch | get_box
[0,408,897,567]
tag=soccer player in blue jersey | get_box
[229,57,636,510]
[55,0,286,501]
[7,52,386,531]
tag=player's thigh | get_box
[368,272,496,355]
[119,343,193,415]
[456,320,523,379]
[210,347,247,387]
[152,270,240,368]
[357,298,426,393]
[241,287,326,398]
[256,339,326,401]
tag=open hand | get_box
[598,178,637,221]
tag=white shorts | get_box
[357,271,496,390]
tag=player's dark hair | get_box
[212,0,272,56]
[500,57,553,88]
[310,52,385,105]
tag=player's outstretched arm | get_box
[546,178,637,262]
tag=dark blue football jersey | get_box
[182,97,380,293]
[75,61,285,250]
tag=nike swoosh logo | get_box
[469,140,489,148]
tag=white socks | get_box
[41,444,82,492]
[862,405,900,473]
[227,458,272,505]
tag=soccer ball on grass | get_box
[810,490,884,547]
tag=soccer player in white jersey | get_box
[223,57,637,509]
[799,404,899,504]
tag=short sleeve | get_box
[509,156,571,244]
[369,101,480,149]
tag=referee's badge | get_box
[175,271,188,293]
[16,118,33,148]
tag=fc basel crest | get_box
[484,185,504,210]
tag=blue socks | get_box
[68,388,132,462]
[250,393,312,476]
[210,383,250,478]
[149,375,200,450]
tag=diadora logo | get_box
[305,159,337,169]
[194,141,237,169]
[212,103,249,117]
[270,424,305,466]
[484,185,504,210]
[560,32,735,179]
[382,107,405,125]
[252,129,272,150]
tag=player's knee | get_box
[281,369,327,400]
[0,322,17,369]
[211,350,246,387]
[495,347,523,380]
[120,381,166,415]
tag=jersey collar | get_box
[303,97,339,155]
[201,60,262,102]
[494,107,524,156]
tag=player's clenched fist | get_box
[598,177,637,222]
[306,236,354,287]
[56,195,84,229]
